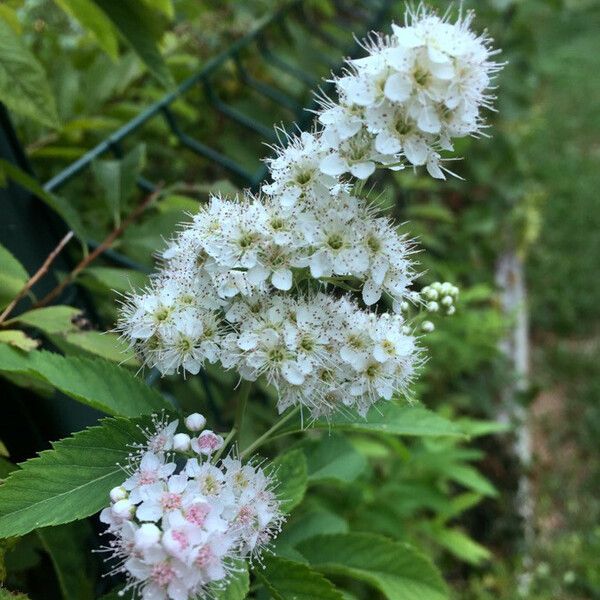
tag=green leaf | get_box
[457,418,511,437]
[258,556,343,600]
[141,0,173,18]
[56,331,139,366]
[0,160,86,242]
[0,588,30,600]
[0,331,39,352]
[446,465,497,497]
[284,403,463,438]
[276,510,348,552]
[92,144,146,224]
[0,344,170,416]
[80,266,149,293]
[297,533,448,600]
[303,434,366,484]
[93,0,173,88]
[0,18,59,128]
[0,6,21,34]
[267,449,307,514]
[210,560,249,600]
[0,416,151,538]
[37,522,95,600]
[426,527,491,565]
[8,306,81,334]
[53,0,119,59]
[0,244,27,309]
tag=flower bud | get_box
[423,287,439,301]
[191,430,224,456]
[421,321,435,333]
[426,301,439,313]
[185,413,207,432]
[441,295,453,307]
[112,499,134,519]
[446,306,456,316]
[173,432,191,452]
[400,301,410,313]
[135,523,161,550]
[109,486,127,503]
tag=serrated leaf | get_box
[57,331,139,365]
[266,449,307,514]
[53,0,119,59]
[210,560,249,600]
[0,331,39,352]
[297,533,448,600]
[0,344,170,416]
[8,306,81,334]
[258,556,343,600]
[93,0,173,88]
[37,522,95,600]
[0,160,86,242]
[283,403,463,438]
[0,416,151,538]
[0,18,59,128]
[303,434,366,484]
[457,418,511,437]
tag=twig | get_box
[34,186,162,308]
[0,231,74,325]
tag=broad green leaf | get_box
[0,160,86,242]
[266,449,307,514]
[427,527,491,565]
[0,244,27,309]
[8,306,81,334]
[0,18,59,128]
[53,0,119,59]
[37,522,95,600]
[303,434,366,484]
[297,533,448,600]
[93,0,173,88]
[283,403,462,438]
[0,416,151,538]
[276,510,348,551]
[258,556,343,600]
[210,560,249,600]
[80,266,149,293]
[0,331,39,352]
[0,344,170,416]
[55,331,139,366]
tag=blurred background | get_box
[0,0,598,598]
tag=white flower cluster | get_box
[313,5,502,180]
[118,6,498,418]
[101,414,283,600]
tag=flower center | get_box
[161,492,182,511]
[327,233,344,250]
[151,562,175,587]
[186,503,210,526]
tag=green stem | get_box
[240,405,301,458]
[234,380,252,445]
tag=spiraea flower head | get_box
[100,414,283,600]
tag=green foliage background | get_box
[0,0,598,599]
